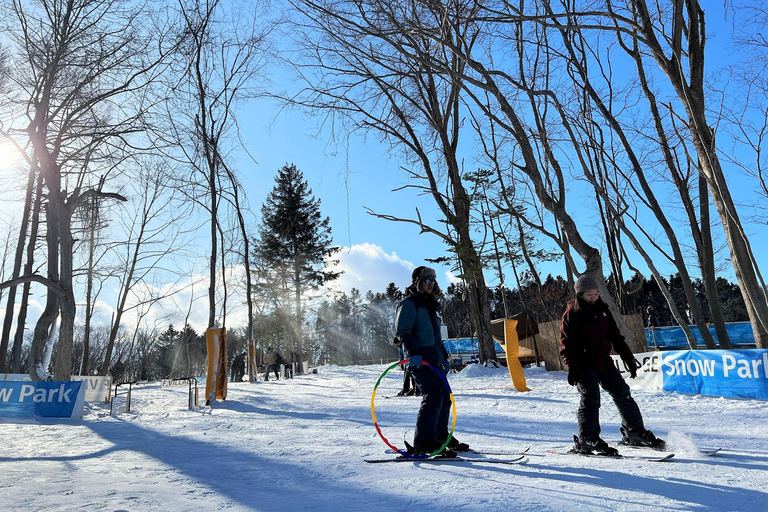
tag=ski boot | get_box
[443,436,470,452]
[571,435,619,456]
[407,440,458,458]
[621,427,666,450]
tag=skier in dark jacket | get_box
[560,275,665,455]
[231,352,246,382]
[395,266,468,456]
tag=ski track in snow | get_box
[1,365,767,511]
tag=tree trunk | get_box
[81,199,98,374]
[694,124,768,347]
[0,166,35,371]
[54,198,76,381]
[294,261,303,372]
[697,174,731,348]
[29,156,61,381]
[11,176,43,373]
[633,0,768,347]
[457,241,496,364]
[234,187,255,378]
[209,168,217,328]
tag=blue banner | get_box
[645,322,755,348]
[443,337,504,354]
[0,381,86,418]
[661,350,768,400]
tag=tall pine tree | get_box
[254,164,340,371]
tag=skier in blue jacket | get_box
[395,266,468,456]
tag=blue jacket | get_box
[395,292,448,366]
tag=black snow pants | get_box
[411,365,451,447]
[577,365,645,441]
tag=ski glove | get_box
[622,356,639,379]
[567,367,580,386]
[440,359,451,375]
[408,355,422,370]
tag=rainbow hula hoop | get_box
[371,359,456,459]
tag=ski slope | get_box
[1,364,766,511]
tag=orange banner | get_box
[205,327,228,404]
[499,319,531,392]
[247,340,257,382]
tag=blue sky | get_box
[236,100,464,292]
[0,1,766,336]
[224,0,768,306]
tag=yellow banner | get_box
[499,319,531,392]
[247,340,257,382]
[205,327,228,404]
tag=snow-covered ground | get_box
[1,364,767,512]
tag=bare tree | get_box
[521,0,767,345]
[624,0,768,347]
[0,0,175,379]
[0,165,35,371]
[10,175,43,373]
[164,0,271,330]
[100,163,191,376]
[404,0,638,340]
[532,6,718,347]
[291,0,499,363]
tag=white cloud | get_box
[112,268,250,334]
[84,267,250,335]
[444,270,460,285]
[0,245,443,340]
[325,243,415,295]
[322,243,464,297]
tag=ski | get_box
[547,450,675,462]
[617,442,722,457]
[617,441,668,452]
[365,455,527,465]
[467,446,531,456]
[385,446,530,457]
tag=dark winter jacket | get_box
[395,291,448,367]
[559,297,634,372]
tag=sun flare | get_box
[0,141,27,183]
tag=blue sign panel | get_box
[661,350,768,400]
[645,322,755,349]
[443,337,504,354]
[0,381,86,418]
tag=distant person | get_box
[291,349,301,375]
[264,347,280,381]
[560,275,665,456]
[231,352,246,382]
[394,338,418,397]
[685,305,694,325]
[395,266,467,456]
[646,306,660,328]
[282,350,294,379]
